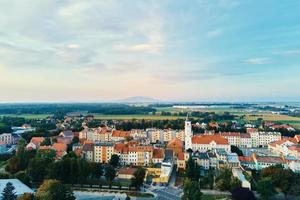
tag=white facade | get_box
[0,133,13,144]
[250,132,281,147]
[184,117,192,151]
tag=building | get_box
[93,127,111,142]
[0,133,13,145]
[114,143,129,165]
[166,138,183,154]
[26,137,45,150]
[82,141,94,162]
[128,145,153,166]
[226,153,240,168]
[111,130,131,141]
[238,156,256,169]
[184,117,193,151]
[94,142,114,163]
[191,135,230,152]
[194,152,210,170]
[118,168,137,180]
[240,133,252,148]
[253,155,286,170]
[250,132,281,147]
[218,132,240,147]
[177,151,189,170]
[153,148,164,164]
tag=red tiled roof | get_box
[240,133,251,138]
[114,143,129,153]
[112,130,131,138]
[256,156,285,164]
[153,148,164,159]
[192,135,229,145]
[167,138,183,149]
[177,152,185,160]
[128,146,153,152]
[52,143,67,152]
[119,168,137,175]
[219,132,240,137]
[238,156,254,163]
[30,137,45,144]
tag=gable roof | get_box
[167,138,183,149]
[192,135,229,145]
[153,148,164,159]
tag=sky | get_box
[0,0,300,102]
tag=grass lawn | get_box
[0,114,51,119]
[93,114,186,120]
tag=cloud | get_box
[206,28,223,38]
[245,58,270,65]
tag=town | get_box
[0,104,300,200]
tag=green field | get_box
[0,114,51,119]
[93,114,186,120]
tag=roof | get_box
[60,130,74,137]
[219,132,240,137]
[30,137,45,144]
[0,179,33,195]
[256,156,285,164]
[192,135,229,145]
[238,156,254,163]
[52,143,67,152]
[177,152,185,160]
[114,143,129,153]
[118,168,137,175]
[295,134,300,142]
[128,145,153,152]
[167,138,183,149]
[240,133,251,138]
[288,145,300,152]
[153,148,164,159]
[112,130,131,138]
[82,143,94,151]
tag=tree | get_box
[1,182,17,200]
[35,180,75,200]
[261,165,295,199]
[40,137,51,146]
[231,145,243,156]
[17,193,34,200]
[131,168,146,190]
[215,168,232,191]
[90,162,103,179]
[231,188,256,200]
[105,165,116,188]
[257,177,276,200]
[15,171,31,187]
[182,179,202,200]
[125,196,131,200]
[185,157,200,182]
[109,154,119,167]
[5,156,21,174]
[27,158,50,182]
[229,177,242,191]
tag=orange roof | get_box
[246,128,258,133]
[167,138,183,149]
[114,143,129,153]
[295,134,300,142]
[219,132,240,137]
[269,138,297,147]
[192,135,229,145]
[240,133,251,138]
[256,156,285,164]
[30,137,45,144]
[112,130,131,138]
[177,152,185,160]
[119,168,137,175]
[153,148,164,159]
[239,156,254,163]
[52,143,67,152]
[128,145,153,152]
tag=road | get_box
[151,187,182,200]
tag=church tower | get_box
[185,115,193,151]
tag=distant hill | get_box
[118,96,159,103]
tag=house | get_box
[114,143,129,165]
[111,130,131,141]
[94,142,114,163]
[194,152,210,170]
[153,148,164,164]
[191,135,230,152]
[177,151,189,170]
[166,138,183,154]
[52,143,67,158]
[93,127,110,142]
[26,137,45,150]
[226,153,240,168]
[253,155,286,170]
[82,141,94,162]
[240,133,252,148]
[118,168,137,180]
[239,156,255,169]
[0,133,13,145]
